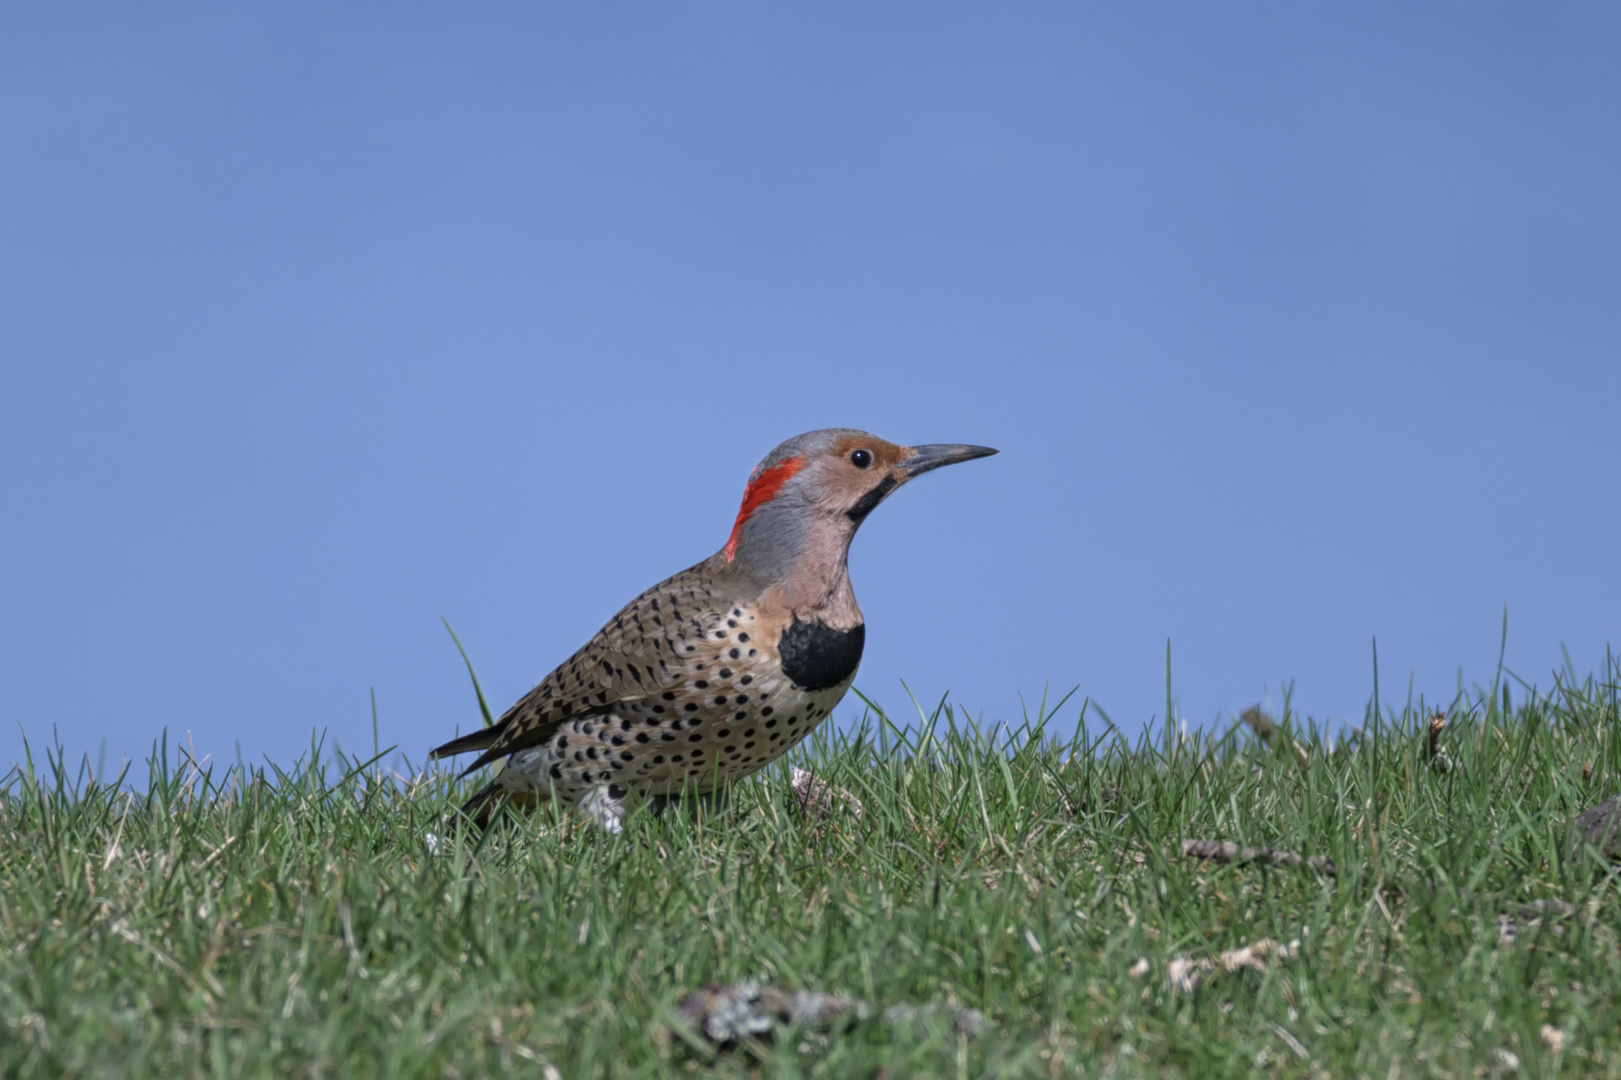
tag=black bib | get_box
[778,620,865,692]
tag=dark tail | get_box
[429,725,501,761]
[432,725,509,828]
[454,778,541,830]
[457,779,505,829]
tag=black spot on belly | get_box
[778,619,864,692]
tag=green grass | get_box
[5,658,1621,1078]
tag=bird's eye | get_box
[849,449,873,469]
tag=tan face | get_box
[721,428,995,584]
[804,433,913,517]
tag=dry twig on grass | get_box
[1180,838,1337,877]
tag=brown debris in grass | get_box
[1498,900,1577,946]
[789,767,864,820]
[1180,838,1337,877]
[1570,796,1621,860]
[1239,706,1309,766]
[1425,710,1454,773]
[1060,784,1124,820]
[671,980,985,1047]
[1240,705,1274,745]
[1164,937,1302,993]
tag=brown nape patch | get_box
[814,434,910,512]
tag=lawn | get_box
[4,657,1620,1078]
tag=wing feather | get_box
[430,558,734,771]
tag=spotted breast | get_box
[429,428,996,829]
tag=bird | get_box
[429,428,997,830]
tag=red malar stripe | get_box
[724,456,805,562]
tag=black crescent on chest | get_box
[777,619,865,692]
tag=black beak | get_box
[847,443,997,523]
[898,443,999,479]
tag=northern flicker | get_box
[429,428,996,830]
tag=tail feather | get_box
[429,725,502,761]
[457,780,505,828]
[456,779,540,830]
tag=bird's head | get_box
[720,428,997,583]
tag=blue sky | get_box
[3,4,1617,779]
